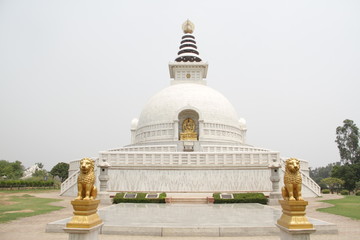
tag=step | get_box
[165,197,214,204]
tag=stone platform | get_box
[46,203,337,237]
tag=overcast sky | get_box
[1,0,359,170]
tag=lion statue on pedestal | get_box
[281,158,303,201]
[75,157,97,200]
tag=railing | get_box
[201,145,271,153]
[108,145,178,152]
[100,151,280,167]
[60,169,79,196]
[301,171,321,196]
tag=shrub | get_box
[340,190,349,195]
[0,180,55,189]
[321,189,330,194]
[113,192,167,204]
[213,193,268,205]
[356,191,360,196]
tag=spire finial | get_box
[182,19,194,34]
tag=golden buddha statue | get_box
[180,118,197,140]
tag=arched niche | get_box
[178,109,199,140]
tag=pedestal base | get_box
[276,224,316,240]
[277,200,314,230]
[64,223,103,240]
[66,199,103,228]
[268,192,282,205]
[98,192,112,205]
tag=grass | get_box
[0,193,64,223]
[317,195,360,220]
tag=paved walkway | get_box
[0,191,359,240]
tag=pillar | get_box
[98,159,111,204]
[268,158,282,205]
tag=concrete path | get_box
[0,191,359,240]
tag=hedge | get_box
[213,193,268,204]
[0,180,55,189]
[321,189,330,194]
[113,192,166,204]
[340,190,349,195]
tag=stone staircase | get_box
[60,169,79,196]
[165,193,214,204]
[165,197,214,204]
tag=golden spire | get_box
[182,19,195,34]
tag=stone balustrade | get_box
[99,151,280,167]
[301,171,321,196]
[60,169,79,195]
[201,145,271,152]
[108,145,177,152]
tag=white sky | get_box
[0,0,359,170]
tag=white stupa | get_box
[61,20,320,198]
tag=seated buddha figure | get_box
[180,118,197,140]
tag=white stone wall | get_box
[107,168,273,193]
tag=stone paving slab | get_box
[3,191,360,240]
[47,203,337,237]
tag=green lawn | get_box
[0,194,64,223]
[317,195,360,220]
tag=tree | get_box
[36,162,44,169]
[320,177,345,194]
[50,162,69,182]
[355,181,360,192]
[0,160,24,179]
[335,119,360,165]
[309,163,339,188]
[32,169,48,179]
[331,163,360,191]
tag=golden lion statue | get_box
[281,158,303,201]
[75,158,97,200]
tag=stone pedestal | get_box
[64,224,103,240]
[268,192,282,205]
[98,192,112,205]
[66,199,102,228]
[276,200,315,240]
[277,200,314,230]
[276,224,316,240]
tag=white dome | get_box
[135,83,242,144]
[138,83,239,128]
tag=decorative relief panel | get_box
[108,169,273,192]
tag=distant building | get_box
[60,20,320,198]
[22,164,41,179]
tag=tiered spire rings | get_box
[175,20,202,62]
